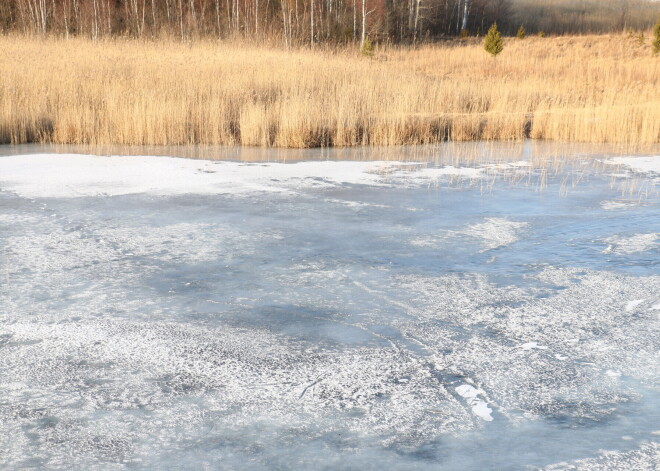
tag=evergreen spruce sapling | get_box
[484,23,504,57]
[517,25,526,39]
[361,36,374,57]
[653,16,660,55]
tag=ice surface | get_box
[0,152,659,470]
[606,157,660,175]
[455,384,493,421]
[601,200,645,211]
[0,154,492,199]
[460,217,529,251]
[604,156,660,185]
[602,233,659,255]
[542,442,660,470]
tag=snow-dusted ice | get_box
[0,151,658,470]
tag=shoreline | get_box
[1,140,659,164]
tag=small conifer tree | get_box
[653,16,660,55]
[484,23,503,57]
[361,36,374,57]
[538,31,545,38]
[459,28,469,39]
[517,25,526,39]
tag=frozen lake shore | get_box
[0,150,658,470]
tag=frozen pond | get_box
[0,144,658,470]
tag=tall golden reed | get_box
[0,34,658,148]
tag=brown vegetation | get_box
[0,33,658,148]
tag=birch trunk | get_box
[361,0,366,46]
[310,0,314,46]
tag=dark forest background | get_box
[1,0,659,43]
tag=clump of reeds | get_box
[0,34,658,148]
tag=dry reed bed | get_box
[0,34,658,147]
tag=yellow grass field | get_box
[0,34,658,148]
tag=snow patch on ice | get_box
[460,218,529,251]
[0,154,491,199]
[411,166,484,181]
[519,342,548,352]
[455,384,493,421]
[600,200,643,211]
[625,299,645,312]
[485,161,532,169]
[409,236,439,248]
[605,156,660,175]
[324,198,391,209]
[602,233,659,255]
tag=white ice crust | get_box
[461,218,529,251]
[606,156,660,175]
[455,384,494,421]
[603,233,659,255]
[0,154,488,199]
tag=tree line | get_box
[0,0,513,43]
[0,0,658,43]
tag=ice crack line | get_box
[299,375,327,399]
[350,278,507,424]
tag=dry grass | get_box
[0,33,659,148]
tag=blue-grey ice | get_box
[0,150,658,470]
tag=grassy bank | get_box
[1,34,658,148]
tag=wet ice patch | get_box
[602,233,659,255]
[460,218,529,251]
